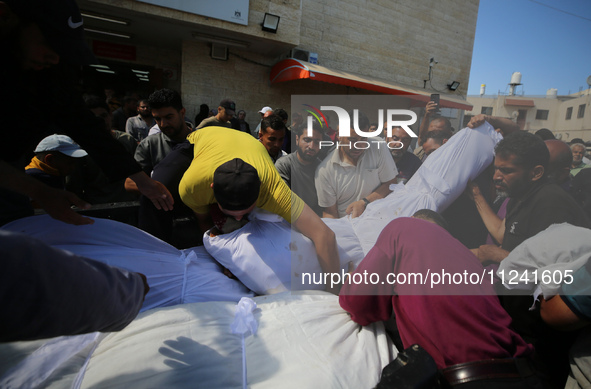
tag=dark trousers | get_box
[137,141,199,248]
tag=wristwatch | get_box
[361,197,370,206]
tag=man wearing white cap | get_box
[252,106,273,138]
[25,134,88,190]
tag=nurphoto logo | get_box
[303,105,418,150]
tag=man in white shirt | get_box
[315,111,398,218]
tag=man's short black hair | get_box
[148,89,183,111]
[423,129,451,145]
[535,128,555,141]
[260,114,287,134]
[495,131,549,172]
[430,117,452,132]
[273,108,288,122]
[294,118,325,137]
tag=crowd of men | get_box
[2,0,591,387]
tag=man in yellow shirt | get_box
[179,127,340,292]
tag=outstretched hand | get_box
[130,171,174,211]
[33,187,94,225]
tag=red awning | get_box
[505,98,535,107]
[270,58,472,111]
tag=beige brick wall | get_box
[297,0,478,95]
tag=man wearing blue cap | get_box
[25,134,88,189]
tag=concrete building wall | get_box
[89,0,303,46]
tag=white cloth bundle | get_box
[203,209,365,294]
[498,223,591,299]
[353,123,502,253]
[203,123,503,291]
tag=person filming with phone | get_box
[413,94,453,161]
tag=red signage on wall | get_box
[92,41,137,61]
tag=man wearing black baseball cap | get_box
[195,98,236,129]
[0,0,173,226]
[180,126,341,293]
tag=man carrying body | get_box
[315,112,398,219]
[468,128,590,387]
[179,126,340,292]
[385,126,422,183]
[339,216,543,387]
[126,99,155,143]
[259,114,287,162]
[195,99,235,129]
[276,120,324,215]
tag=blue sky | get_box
[468,0,591,97]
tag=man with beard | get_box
[385,126,422,183]
[275,120,324,215]
[133,89,193,176]
[126,99,156,143]
[472,131,589,262]
[470,130,590,388]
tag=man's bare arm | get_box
[322,203,339,219]
[417,101,438,145]
[294,204,341,294]
[467,114,520,137]
[473,244,509,264]
[466,181,505,244]
[540,296,589,332]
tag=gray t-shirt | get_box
[275,152,322,215]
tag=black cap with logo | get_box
[5,0,97,64]
[213,158,260,211]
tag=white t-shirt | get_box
[315,138,397,218]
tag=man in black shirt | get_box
[471,131,590,388]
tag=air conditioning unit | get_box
[211,44,228,61]
[290,48,310,61]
